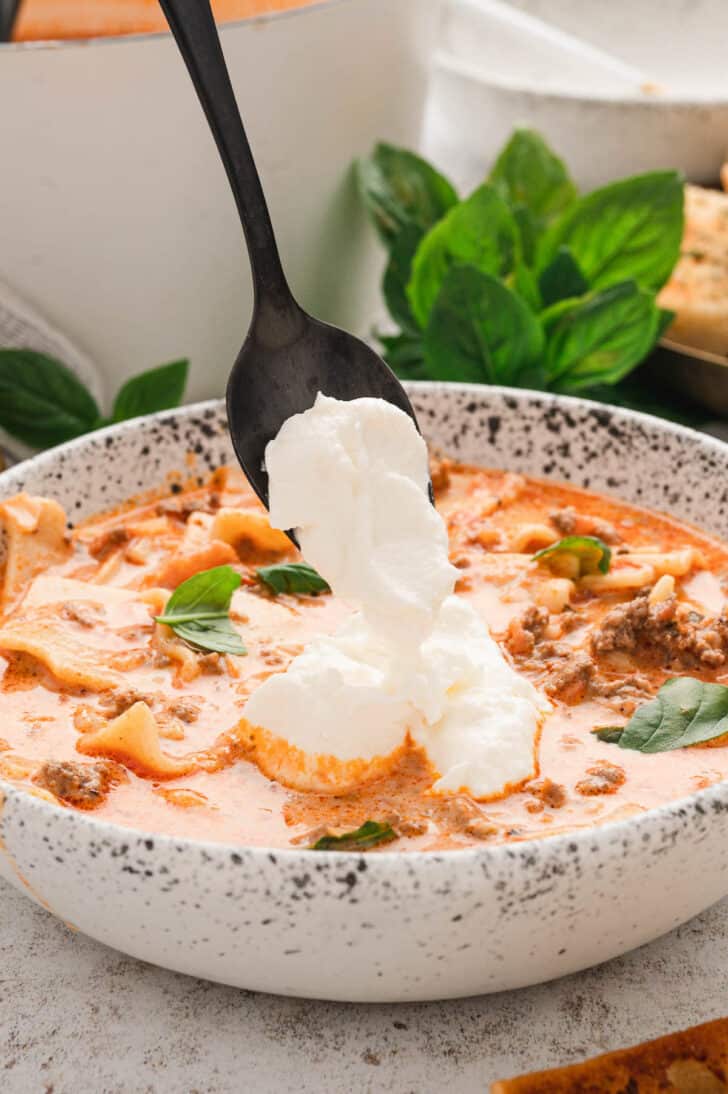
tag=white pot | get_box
[423,0,728,194]
[0,0,441,406]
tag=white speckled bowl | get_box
[2,385,728,1003]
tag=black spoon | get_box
[0,0,21,41]
[158,0,424,513]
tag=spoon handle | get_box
[158,0,294,315]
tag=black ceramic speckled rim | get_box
[0,383,727,861]
[1,384,728,1000]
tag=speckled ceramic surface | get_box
[1,384,728,1003]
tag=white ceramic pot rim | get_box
[0,0,355,52]
[435,49,728,108]
[1,385,727,868]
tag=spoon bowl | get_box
[159,0,421,510]
[226,305,420,508]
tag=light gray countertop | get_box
[2,876,726,1093]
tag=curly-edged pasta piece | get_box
[648,574,676,605]
[618,548,698,577]
[0,493,71,610]
[152,620,202,683]
[581,563,656,593]
[211,508,291,556]
[76,701,194,779]
[534,577,575,613]
[148,541,238,589]
[0,614,125,690]
[510,524,559,553]
[22,575,140,612]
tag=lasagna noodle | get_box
[77,702,194,779]
[0,494,70,610]
[0,615,125,690]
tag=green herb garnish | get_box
[423,267,544,388]
[594,677,728,753]
[357,127,685,410]
[592,726,626,745]
[0,350,188,450]
[257,563,330,597]
[537,170,684,293]
[533,535,612,577]
[155,564,246,655]
[311,821,397,851]
[490,128,578,263]
[356,143,457,246]
[110,360,189,423]
[407,183,520,329]
[541,281,661,392]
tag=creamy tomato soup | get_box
[1,456,728,851]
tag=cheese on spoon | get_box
[244,393,546,798]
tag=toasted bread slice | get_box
[659,185,728,358]
[492,1016,728,1092]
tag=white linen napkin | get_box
[0,279,104,465]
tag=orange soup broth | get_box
[2,461,728,851]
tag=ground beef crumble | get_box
[504,606,549,657]
[156,492,221,520]
[97,687,155,717]
[575,761,626,796]
[591,593,728,668]
[544,652,594,703]
[550,506,621,544]
[60,602,99,628]
[33,760,125,807]
[87,525,129,560]
[166,698,201,723]
[526,778,567,809]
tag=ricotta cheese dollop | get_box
[244,393,547,798]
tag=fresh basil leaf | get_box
[356,144,458,247]
[490,128,577,261]
[257,562,330,597]
[378,332,428,380]
[0,349,100,447]
[490,129,577,221]
[538,246,589,308]
[383,223,423,334]
[543,281,660,392]
[533,535,611,576]
[112,359,189,423]
[592,727,625,745]
[508,262,542,312]
[603,677,728,753]
[311,820,397,851]
[155,564,246,655]
[423,266,544,386]
[538,170,684,292]
[408,184,520,328]
[656,307,676,340]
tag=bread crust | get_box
[492,1016,728,1092]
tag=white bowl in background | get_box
[0,0,442,408]
[423,0,728,193]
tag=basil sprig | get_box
[0,350,188,450]
[357,128,684,413]
[257,563,330,597]
[595,677,728,752]
[311,820,397,851]
[533,535,611,577]
[155,565,246,656]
